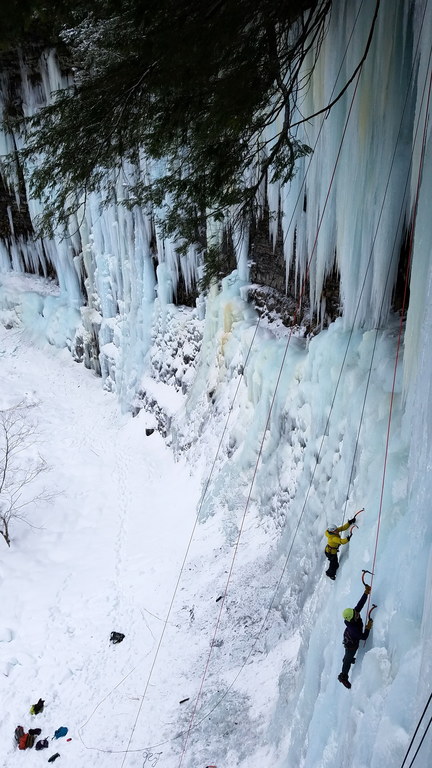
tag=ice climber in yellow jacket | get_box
[324,519,356,580]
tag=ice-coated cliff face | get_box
[0,2,432,766]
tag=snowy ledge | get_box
[139,374,185,417]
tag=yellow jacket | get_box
[325,522,350,555]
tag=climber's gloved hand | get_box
[364,585,371,595]
[366,619,373,630]
[348,517,356,525]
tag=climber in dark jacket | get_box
[338,586,373,688]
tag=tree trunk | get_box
[0,520,10,546]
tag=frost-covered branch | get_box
[0,405,51,547]
[12,0,332,254]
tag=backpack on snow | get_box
[26,732,36,748]
[53,726,68,739]
[18,733,29,750]
[35,738,49,751]
[110,631,125,644]
[30,697,45,715]
[14,726,25,744]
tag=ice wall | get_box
[164,259,431,767]
[275,0,427,330]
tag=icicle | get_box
[0,0,431,410]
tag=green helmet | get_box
[343,608,354,621]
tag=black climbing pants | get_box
[341,646,357,678]
[325,551,339,578]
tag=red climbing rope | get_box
[177,59,368,768]
[367,60,432,608]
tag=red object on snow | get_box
[18,733,29,750]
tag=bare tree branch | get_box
[0,405,51,547]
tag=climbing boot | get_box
[338,674,351,689]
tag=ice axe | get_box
[362,601,377,647]
[361,569,374,588]
[348,508,363,535]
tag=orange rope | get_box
[177,65,365,768]
[367,58,432,607]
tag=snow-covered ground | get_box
[1,269,431,768]
[0,322,203,768]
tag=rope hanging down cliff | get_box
[177,35,378,768]
[365,35,432,610]
[76,5,428,763]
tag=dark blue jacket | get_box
[343,592,370,650]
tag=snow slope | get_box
[0,323,203,767]
[1,269,431,768]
